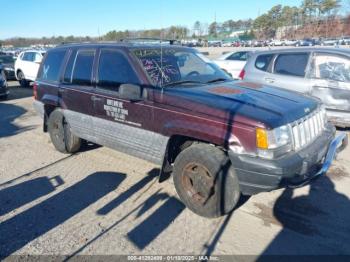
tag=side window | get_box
[255,54,273,72]
[63,50,76,83]
[37,49,66,81]
[71,50,95,86]
[309,53,350,83]
[22,52,33,61]
[227,52,248,61]
[34,52,42,62]
[274,53,309,77]
[97,49,139,90]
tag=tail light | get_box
[33,82,38,100]
[238,69,245,80]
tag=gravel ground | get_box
[0,81,350,259]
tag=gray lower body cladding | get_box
[33,101,169,165]
[63,110,169,165]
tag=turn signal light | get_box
[256,128,268,149]
[33,82,38,100]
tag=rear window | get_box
[255,54,273,72]
[71,50,95,86]
[37,50,66,81]
[22,52,34,62]
[274,53,309,77]
[227,52,249,61]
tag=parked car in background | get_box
[295,38,316,46]
[15,50,46,87]
[241,48,350,127]
[270,39,284,46]
[283,39,298,46]
[321,38,338,46]
[222,41,233,47]
[0,55,16,80]
[339,36,350,45]
[0,65,9,99]
[214,51,252,79]
[33,42,347,218]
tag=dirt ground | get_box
[1,81,350,259]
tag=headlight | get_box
[4,67,14,71]
[320,106,327,124]
[256,125,292,159]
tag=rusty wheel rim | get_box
[181,162,215,205]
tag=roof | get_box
[51,41,193,50]
[252,47,350,56]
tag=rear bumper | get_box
[228,124,348,195]
[33,100,45,119]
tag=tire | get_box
[0,94,7,100]
[17,71,30,87]
[48,109,81,154]
[173,143,240,218]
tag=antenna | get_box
[160,0,164,88]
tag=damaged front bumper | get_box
[228,124,348,195]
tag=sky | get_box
[0,0,303,39]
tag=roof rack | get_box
[120,38,178,45]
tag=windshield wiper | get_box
[163,80,204,87]
[206,78,229,84]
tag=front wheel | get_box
[173,143,240,218]
[48,109,81,154]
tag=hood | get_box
[160,81,319,128]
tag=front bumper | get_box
[228,124,348,195]
[4,69,16,80]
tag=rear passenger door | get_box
[21,52,35,79]
[269,52,312,93]
[59,49,96,142]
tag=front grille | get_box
[291,108,326,150]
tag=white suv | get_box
[15,50,45,87]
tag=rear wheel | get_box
[173,143,240,218]
[17,71,30,87]
[48,109,81,154]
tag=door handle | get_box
[264,77,275,83]
[91,95,102,102]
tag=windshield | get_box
[133,48,230,87]
[0,55,14,64]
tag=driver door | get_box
[92,48,166,165]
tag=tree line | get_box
[1,0,349,47]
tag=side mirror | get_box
[119,84,142,101]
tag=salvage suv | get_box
[33,41,347,218]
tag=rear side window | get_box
[37,49,66,81]
[309,53,350,82]
[255,54,273,72]
[274,53,309,77]
[227,52,249,61]
[71,50,95,86]
[22,52,34,62]
[97,49,138,90]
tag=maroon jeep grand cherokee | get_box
[33,42,347,217]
